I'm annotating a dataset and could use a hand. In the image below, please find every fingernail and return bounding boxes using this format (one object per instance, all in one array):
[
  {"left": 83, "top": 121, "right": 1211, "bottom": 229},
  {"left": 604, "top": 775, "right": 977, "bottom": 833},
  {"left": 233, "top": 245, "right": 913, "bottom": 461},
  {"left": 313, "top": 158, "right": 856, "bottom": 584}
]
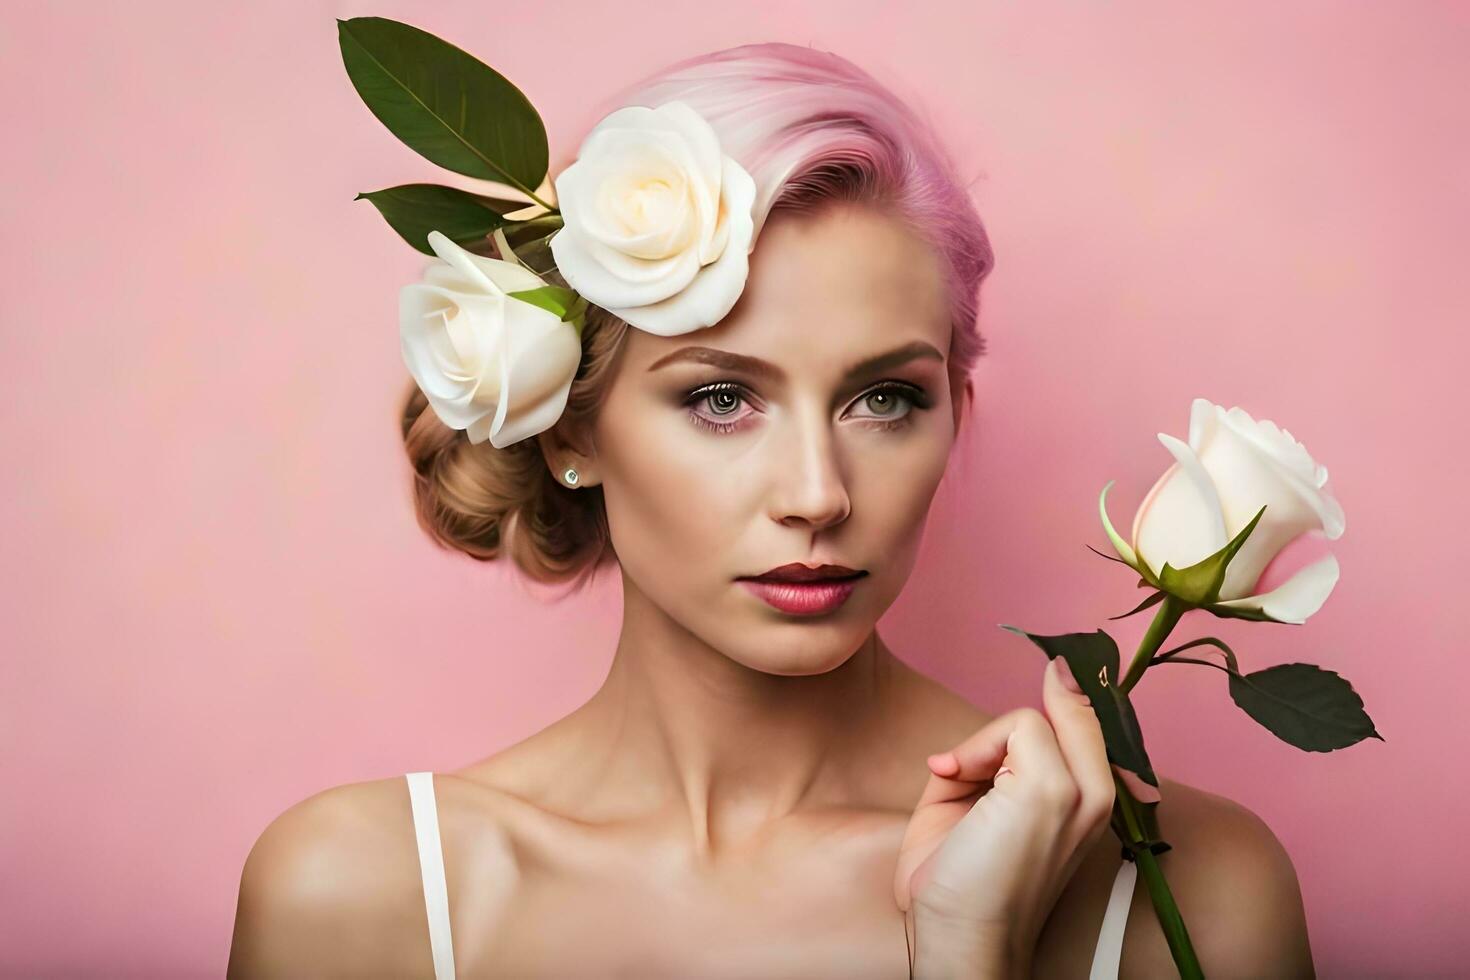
[
  {"left": 1052, "top": 658, "right": 1085, "bottom": 695},
  {"left": 1115, "top": 764, "right": 1163, "bottom": 804},
  {"left": 927, "top": 752, "right": 955, "bottom": 773}
]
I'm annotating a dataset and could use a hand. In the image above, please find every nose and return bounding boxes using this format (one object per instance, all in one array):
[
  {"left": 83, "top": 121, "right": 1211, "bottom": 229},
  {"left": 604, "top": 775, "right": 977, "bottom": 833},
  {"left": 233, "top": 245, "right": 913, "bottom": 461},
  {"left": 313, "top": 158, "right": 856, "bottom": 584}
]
[{"left": 768, "top": 411, "right": 851, "bottom": 531}]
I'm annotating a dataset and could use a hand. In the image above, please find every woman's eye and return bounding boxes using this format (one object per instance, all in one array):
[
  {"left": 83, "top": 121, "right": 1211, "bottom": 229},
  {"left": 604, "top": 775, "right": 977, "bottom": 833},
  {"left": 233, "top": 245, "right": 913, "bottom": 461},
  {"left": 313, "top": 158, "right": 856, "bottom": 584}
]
[
  {"left": 849, "top": 386, "right": 918, "bottom": 425},
  {"left": 682, "top": 381, "right": 930, "bottom": 435},
  {"left": 684, "top": 382, "right": 756, "bottom": 434},
  {"left": 706, "top": 389, "right": 744, "bottom": 416}
]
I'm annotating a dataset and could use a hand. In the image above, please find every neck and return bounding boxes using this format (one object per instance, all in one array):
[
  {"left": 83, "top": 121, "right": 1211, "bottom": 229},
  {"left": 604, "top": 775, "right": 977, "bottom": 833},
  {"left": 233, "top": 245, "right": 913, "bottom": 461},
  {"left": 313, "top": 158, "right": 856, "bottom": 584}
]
[{"left": 576, "top": 568, "right": 908, "bottom": 868}]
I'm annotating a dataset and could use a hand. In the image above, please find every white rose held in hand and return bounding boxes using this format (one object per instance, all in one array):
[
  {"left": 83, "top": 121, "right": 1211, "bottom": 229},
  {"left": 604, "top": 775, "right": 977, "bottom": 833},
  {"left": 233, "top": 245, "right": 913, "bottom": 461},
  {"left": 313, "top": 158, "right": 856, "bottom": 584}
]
[
  {"left": 1106, "top": 397, "right": 1347, "bottom": 624},
  {"left": 549, "top": 99, "right": 758, "bottom": 336},
  {"left": 400, "top": 230, "right": 583, "bottom": 449}
]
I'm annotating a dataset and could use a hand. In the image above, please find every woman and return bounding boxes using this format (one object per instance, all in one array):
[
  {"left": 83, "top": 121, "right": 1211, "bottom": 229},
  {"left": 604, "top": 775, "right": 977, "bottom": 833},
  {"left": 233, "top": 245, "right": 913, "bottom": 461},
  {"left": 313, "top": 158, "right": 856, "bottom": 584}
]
[{"left": 228, "top": 40, "right": 1313, "bottom": 978}]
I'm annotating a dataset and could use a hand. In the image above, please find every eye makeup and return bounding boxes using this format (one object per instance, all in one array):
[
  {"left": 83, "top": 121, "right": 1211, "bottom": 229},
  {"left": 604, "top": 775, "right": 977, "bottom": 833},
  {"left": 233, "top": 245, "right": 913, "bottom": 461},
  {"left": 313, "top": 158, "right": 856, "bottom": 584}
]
[{"left": 680, "top": 379, "right": 934, "bottom": 435}]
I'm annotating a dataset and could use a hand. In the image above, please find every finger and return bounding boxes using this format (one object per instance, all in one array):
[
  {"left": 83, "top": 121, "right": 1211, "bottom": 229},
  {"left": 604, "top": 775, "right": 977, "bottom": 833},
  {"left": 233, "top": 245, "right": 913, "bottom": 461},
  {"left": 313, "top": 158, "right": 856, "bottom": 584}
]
[
  {"left": 914, "top": 707, "right": 1037, "bottom": 809},
  {"left": 1113, "top": 762, "right": 1163, "bottom": 804},
  {"left": 1042, "top": 657, "right": 1115, "bottom": 825},
  {"left": 928, "top": 755, "right": 1020, "bottom": 802},
  {"left": 936, "top": 755, "right": 1018, "bottom": 788},
  {"left": 951, "top": 706, "right": 1070, "bottom": 795}
]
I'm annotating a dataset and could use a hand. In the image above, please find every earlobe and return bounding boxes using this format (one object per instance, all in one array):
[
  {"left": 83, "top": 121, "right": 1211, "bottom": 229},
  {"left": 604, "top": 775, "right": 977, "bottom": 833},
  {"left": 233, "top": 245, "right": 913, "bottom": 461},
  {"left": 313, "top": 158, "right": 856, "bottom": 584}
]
[
  {"left": 536, "top": 427, "right": 600, "bottom": 489},
  {"left": 552, "top": 458, "right": 599, "bottom": 489}
]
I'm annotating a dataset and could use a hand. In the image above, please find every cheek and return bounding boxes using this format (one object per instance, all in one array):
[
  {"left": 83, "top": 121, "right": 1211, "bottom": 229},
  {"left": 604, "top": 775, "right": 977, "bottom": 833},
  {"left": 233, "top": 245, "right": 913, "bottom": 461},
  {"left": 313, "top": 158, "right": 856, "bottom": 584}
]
[
  {"left": 850, "top": 428, "right": 952, "bottom": 566},
  {"left": 597, "top": 410, "right": 744, "bottom": 587}
]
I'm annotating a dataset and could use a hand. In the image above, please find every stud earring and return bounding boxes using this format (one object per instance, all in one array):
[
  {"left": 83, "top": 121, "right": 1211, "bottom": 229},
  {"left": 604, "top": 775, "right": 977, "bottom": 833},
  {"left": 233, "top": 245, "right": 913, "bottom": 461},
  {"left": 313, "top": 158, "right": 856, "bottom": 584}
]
[{"left": 562, "top": 467, "right": 580, "bottom": 487}]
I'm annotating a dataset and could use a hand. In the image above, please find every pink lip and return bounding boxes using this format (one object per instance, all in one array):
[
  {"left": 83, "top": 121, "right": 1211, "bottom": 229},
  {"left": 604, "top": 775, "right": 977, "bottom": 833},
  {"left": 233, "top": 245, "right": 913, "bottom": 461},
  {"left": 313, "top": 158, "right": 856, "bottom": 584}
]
[{"left": 738, "top": 577, "right": 859, "bottom": 615}]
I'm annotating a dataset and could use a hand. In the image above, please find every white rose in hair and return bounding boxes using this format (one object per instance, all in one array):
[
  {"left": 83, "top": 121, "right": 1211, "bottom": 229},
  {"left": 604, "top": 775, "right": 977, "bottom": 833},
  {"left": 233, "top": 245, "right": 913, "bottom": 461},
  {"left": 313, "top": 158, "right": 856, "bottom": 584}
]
[
  {"left": 1125, "top": 397, "right": 1347, "bottom": 624},
  {"left": 549, "top": 99, "right": 758, "bottom": 336},
  {"left": 400, "top": 231, "right": 583, "bottom": 449}
]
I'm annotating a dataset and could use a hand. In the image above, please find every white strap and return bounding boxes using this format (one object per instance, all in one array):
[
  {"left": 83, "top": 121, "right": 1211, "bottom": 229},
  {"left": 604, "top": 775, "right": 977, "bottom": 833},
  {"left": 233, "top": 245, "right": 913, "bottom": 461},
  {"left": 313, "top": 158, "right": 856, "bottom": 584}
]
[
  {"left": 1088, "top": 857, "right": 1138, "bottom": 980},
  {"left": 406, "top": 772, "right": 457, "bottom": 980}
]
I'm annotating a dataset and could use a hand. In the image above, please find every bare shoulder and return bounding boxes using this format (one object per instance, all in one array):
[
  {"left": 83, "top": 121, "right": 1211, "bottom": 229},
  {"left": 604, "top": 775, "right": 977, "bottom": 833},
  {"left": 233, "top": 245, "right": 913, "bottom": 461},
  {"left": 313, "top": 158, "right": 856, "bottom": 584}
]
[
  {"left": 226, "top": 775, "right": 443, "bottom": 978},
  {"left": 1121, "top": 776, "right": 1315, "bottom": 979}
]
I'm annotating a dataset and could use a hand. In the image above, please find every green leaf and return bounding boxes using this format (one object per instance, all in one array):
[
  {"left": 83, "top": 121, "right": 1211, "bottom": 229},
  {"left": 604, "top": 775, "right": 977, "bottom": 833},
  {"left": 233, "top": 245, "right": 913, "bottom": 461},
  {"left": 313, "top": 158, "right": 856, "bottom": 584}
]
[
  {"left": 999, "top": 625, "right": 1158, "bottom": 786},
  {"left": 1156, "top": 503, "right": 1267, "bottom": 605},
  {"left": 337, "top": 17, "right": 549, "bottom": 194},
  {"left": 1228, "top": 663, "right": 1384, "bottom": 751},
  {"left": 354, "top": 183, "right": 527, "bottom": 255},
  {"left": 1151, "top": 641, "right": 1383, "bottom": 752}
]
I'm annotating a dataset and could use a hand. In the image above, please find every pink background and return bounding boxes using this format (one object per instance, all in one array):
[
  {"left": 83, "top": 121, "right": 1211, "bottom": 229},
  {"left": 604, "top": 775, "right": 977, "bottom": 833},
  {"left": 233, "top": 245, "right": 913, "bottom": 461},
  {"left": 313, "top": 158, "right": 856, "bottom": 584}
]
[{"left": 3, "top": 2, "right": 1464, "bottom": 976}]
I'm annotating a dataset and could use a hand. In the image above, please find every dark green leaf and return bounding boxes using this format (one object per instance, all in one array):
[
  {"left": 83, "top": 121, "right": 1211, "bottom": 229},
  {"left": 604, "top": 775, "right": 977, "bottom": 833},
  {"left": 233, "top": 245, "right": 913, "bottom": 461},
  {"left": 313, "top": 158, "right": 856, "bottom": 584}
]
[
  {"left": 1228, "top": 662, "right": 1384, "bottom": 751},
  {"left": 999, "top": 625, "right": 1158, "bottom": 786},
  {"left": 354, "top": 183, "right": 527, "bottom": 255},
  {"left": 337, "top": 17, "right": 549, "bottom": 193},
  {"left": 1153, "top": 641, "right": 1383, "bottom": 752}
]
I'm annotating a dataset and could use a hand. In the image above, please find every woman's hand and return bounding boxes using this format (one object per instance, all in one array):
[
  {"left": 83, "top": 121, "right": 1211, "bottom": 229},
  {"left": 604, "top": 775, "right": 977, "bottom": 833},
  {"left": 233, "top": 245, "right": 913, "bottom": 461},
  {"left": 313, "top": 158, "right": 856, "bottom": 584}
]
[{"left": 893, "top": 657, "right": 1120, "bottom": 977}]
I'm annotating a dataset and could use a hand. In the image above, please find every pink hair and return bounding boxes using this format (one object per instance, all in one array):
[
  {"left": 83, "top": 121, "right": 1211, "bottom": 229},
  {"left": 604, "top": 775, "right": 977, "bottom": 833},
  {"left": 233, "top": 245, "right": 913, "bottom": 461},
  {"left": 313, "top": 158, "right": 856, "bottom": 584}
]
[{"left": 555, "top": 41, "right": 995, "bottom": 378}]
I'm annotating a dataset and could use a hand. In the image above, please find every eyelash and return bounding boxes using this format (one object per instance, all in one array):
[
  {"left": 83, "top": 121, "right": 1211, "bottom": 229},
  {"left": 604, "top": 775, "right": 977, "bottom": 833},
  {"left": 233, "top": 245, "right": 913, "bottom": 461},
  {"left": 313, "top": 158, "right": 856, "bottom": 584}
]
[{"left": 682, "top": 380, "right": 932, "bottom": 435}]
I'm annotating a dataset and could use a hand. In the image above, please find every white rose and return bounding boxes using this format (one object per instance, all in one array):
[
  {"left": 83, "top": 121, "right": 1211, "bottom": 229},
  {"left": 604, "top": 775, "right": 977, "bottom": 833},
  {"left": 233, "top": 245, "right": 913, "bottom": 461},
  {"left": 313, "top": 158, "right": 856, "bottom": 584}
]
[
  {"left": 400, "top": 230, "right": 583, "bottom": 449},
  {"left": 1116, "top": 398, "right": 1346, "bottom": 624},
  {"left": 548, "top": 99, "right": 758, "bottom": 336}
]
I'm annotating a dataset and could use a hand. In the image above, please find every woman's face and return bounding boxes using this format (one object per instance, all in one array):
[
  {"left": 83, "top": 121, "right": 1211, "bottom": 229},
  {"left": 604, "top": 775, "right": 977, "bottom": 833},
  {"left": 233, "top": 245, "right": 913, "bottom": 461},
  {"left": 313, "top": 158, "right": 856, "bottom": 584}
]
[{"left": 587, "top": 200, "right": 966, "bottom": 674}]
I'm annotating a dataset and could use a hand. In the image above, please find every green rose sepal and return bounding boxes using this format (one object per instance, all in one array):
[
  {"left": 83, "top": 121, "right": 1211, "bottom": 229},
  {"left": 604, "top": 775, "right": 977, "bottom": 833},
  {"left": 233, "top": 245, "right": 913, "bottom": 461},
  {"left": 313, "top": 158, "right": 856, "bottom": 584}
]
[{"left": 1097, "top": 481, "right": 1293, "bottom": 624}]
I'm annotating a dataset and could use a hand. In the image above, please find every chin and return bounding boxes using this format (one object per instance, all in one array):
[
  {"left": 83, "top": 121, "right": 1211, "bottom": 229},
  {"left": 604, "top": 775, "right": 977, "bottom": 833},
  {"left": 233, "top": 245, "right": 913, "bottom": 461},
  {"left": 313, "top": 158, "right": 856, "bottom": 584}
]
[{"left": 726, "top": 619, "right": 874, "bottom": 676}]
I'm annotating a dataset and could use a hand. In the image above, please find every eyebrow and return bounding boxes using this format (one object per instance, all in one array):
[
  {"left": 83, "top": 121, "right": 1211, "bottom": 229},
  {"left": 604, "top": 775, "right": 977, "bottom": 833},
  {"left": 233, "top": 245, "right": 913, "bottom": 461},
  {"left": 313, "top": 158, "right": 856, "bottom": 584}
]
[{"left": 647, "top": 339, "right": 945, "bottom": 383}]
